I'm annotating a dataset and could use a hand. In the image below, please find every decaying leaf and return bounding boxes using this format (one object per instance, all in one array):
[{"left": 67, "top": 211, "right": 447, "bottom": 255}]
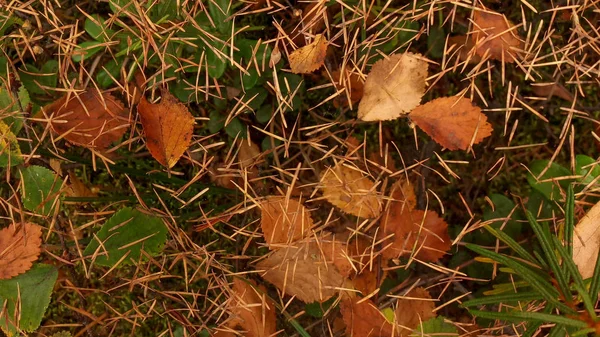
[
  {"left": 573, "top": 201, "right": 600, "bottom": 279},
  {"left": 358, "top": 53, "right": 428, "bottom": 121},
  {"left": 238, "top": 138, "right": 261, "bottom": 180},
  {"left": 471, "top": 9, "right": 523, "bottom": 62},
  {"left": 381, "top": 183, "right": 450, "bottom": 262},
  {"left": 46, "top": 90, "right": 129, "bottom": 149},
  {"left": 320, "top": 163, "right": 381, "bottom": 218},
  {"left": 256, "top": 237, "right": 353, "bottom": 303},
  {"left": 340, "top": 298, "right": 394, "bottom": 337},
  {"left": 138, "top": 91, "right": 195, "bottom": 168},
  {"left": 0, "top": 223, "right": 42, "bottom": 280},
  {"left": 214, "top": 277, "right": 277, "bottom": 337},
  {"left": 260, "top": 196, "right": 314, "bottom": 249},
  {"left": 288, "top": 34, "right": 328, "bottom": 74},
  {"left": 394, "top": 287, "right": 436, "bottom": 334},
  {"left": 332, "top": 69, "right": 364, "bottom": 109},
  {"left": 409, "top": 96, "right": 493, "bottom": 151},
  {"left": 65, "top": 171, "right": 97, "bottom": 200},
  {"left": 531, "top": 83, "right": 574, "bottom": 102},
  {"left": 447, "top": 35, "right": 481, "bottom": 64}
]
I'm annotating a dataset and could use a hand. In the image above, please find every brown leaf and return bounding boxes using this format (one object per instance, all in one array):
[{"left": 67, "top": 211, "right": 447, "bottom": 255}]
[
  {"left": 260, "top": 196, "right": 314, "bottom": 249},
  {"left": 447, "top": 35, "right": 481, "bottom": 64},
  {"left": 320, "top": 163, "right": 381, "bottom": 218},
  {"left": 409, "top": 96, "right": 493, "bottom": 151},
  {"left": 256, "top": 237, "right": 353, "bottom": 303},
  {"left": 573, "top": 201, "right": 600, "bottom": 279},
  {"left": 532, "top": 83, "right": 574, "bottom": 102},
  {"left": 216, "top": 277, "right": 277, "bottom": 337},
  {"left": 340, "top": 298, "right": 394, "bottom": 337},
  {"left": 381, "top": 207, "right": 451, "bottom": 262},
  {"left": 238, "top": 138, "right": 261, "bottom": 180},
  {"left": 65, "top": 171, "right": 97, "bottom": 200},
  {"left": 46, "top": 90, "right": 129, "bottom": 149},
  {"left": 288, "top": 34, "right": 328, "bottom": 74},
  {"left": 471, "top": 9, "right": 523, "bottom": 62},
  {"left": 394, "top": 287, "right": 436, "bottom": 334},
  {"left": 137, "top": 92, "right": 195, "bottom": 168},
  {"left": 332, "top": 69, "right": 364, "bottom": 109},
  {"left": 0, "top": 223, "right": 42, "bottom": 279},
  {"left": 358, "top": 53, "right": 428, "bottom": 121}
]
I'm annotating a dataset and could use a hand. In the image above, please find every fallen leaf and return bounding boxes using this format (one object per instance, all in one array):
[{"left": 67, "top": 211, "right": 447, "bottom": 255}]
[
  {"left": 447, "top": 35, "right": 481, "bottom": 64},
  {"left": 320, "top": 163, "right": 381, "bottom": 218},
  {"left": 288, "top": 34, "right": 328, "bottom": 74},
  {"left": 238, "top": 138, "right": 261, "bottom": 180},
  {"left": 531, "top": 83, "right": 574, "bottom": 102},
  {"left": 381, "top": 208, "right": 451, "bottom": 262},
  {"left": 340, "top": 298, "right": 394, "bottom": 337},
  {"left": 65, "top": 171, "right": 97, "bottom": 200},
  {"left": 332, "top": 69, "right": 364, "bottom": 109},
  {"left": 301, "top": 2, "right": 327, "bottom": 33},
  {"left": 138, "top": 91, "right": 195, "bottom": 168},
  {"left": 409, "top": 96, "right": 493, "bottom": 151},
  {"left": 471, "top": 9, "right": 523, "bottom": 62},
  {"left": 46, "top": 90, "right": 129, "bottom": 149},
  {"left": 394, "top": 287, "right": 436, "bottom": 334},
  {"left": 573, "top": 201, "right": 600, "bottom": 279},
  {"left": 260, "top": 196, "right": 314, "bottom": 249},
  {"left": 256, "top": 237, "right": 353, "bottom": 303},
  {"left": 269, "top": 45, "right": 281, "bottom": 68},
  {"left": 0, "top": 223, "right": 42, "bottom": 280},
  {"left": 215, "top": 277, "right": 277, "bottom": 337},
  {"left": 358, "top": 53, "right": 428, "bottom": 121}
]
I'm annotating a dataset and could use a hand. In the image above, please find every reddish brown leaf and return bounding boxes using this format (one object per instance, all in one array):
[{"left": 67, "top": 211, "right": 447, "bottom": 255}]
[
  {"left": 394, "top": 287, "right": 436, "bottom": 334},
  {"left": 256, "top": 237, "right": 353, "bottom": 303},
  {"left": 320, "top": 163, "right": 381, "bottom": 218},
  {"left": 532, "top": 83, "right": 574, "bottom": 102},
  {"left": 447, "top": 35, "right": 481, "bottom": 64},
  {"left": 46, "top": 90, "right": 129, "bottom": 149},
  {"left": 137, "top": 91, "right": 195, "bottom": 168},
  {"left": 214, "top": 277, "right": 277, "bottom": 337},
  {"left": 0, "top": 223, "right": 42, "bottom": 279},
  {"left": 409, "top": 96, "right": 493, "bottom": 151},
  {"left": 260, "top": 196, "right": 314, "bottom": 249},
  {"left": 288, "top": 34, "right": 328, "bottom": 74},
  {"left": 340, "top": 298, "right": 394, "bottom": 337},
  {"left": 332, "top": 69, "right": 364, "bottom": 109},
  {"left": 471, "top": 9, "right": 523, "bottom": 62}
]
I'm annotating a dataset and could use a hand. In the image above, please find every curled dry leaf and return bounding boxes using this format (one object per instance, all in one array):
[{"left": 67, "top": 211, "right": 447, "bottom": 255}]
[
  {"left": 214, "top": 277, "right": 277, "bottom": 337},
  {"left": 394, "top": 287, "right": 436, "bottom": 334},
  {"left": 573, "top": 201, "right": 600, "bottom": 279},
  {"left": 238, "top": 138, "right": 261, "bottom": 180},
  {"left": 46, "top": 90, "right": 129, "bottom": 149},
  {"left": 471, "top": 9, "right": 523, "bottom": 62},
  {"left": 138, "top": 91, "right": 195, "bottom": 168},
  {"left": 255, "top": 237, "right": 353, "bottom": 303},
  {"left": 340, "top": 298, "right": 393, "bottom": 337},
  {"left": 409, "top": 96, "right": 493, "bottom": 151},
  {"left": 358, "top": 53, "right": 428, "bottom": 121},
  {"left": 288, "top": 34, "right": 328, "bottom": 74},
  {"left": 0, "top": 223, "right": 42, "bottom": 279},
  {"left": 260, "top": 196, "right": 314, "bottom": 249},
  {"left": 320, "top": 163, "right": 381, "bottom": 218},
  {"left": 531, "top": 83, "right": 574, "bottom": 102},
  {"left": 381, "top": 182, "right": 450, "bottom": 262}
]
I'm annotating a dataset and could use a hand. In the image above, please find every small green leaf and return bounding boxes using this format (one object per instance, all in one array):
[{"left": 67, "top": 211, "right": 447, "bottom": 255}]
[
  {"left": 243, "top": 87, "right": 268, "bottom": 112},
  {"left": 0, "top": 85, "right": 29, "bottom": 134},
  {"left": 85, "top": 15, "right": 114, "bottom": 42},
  {"left": 0, "top": 264, "right": 58, "bottom": 336},
  {"left": 83, "top": 207, "right": 168, "bottom": 267},
  {"left": 527, "top": 160, "right": 571, "bottom": 201},
  {"left": 96, "top": 58, "right": 121, "bottom": 88},
  {"left": 575, "top": 155, "right": 600, "bottom": 185},
  {"left": 305, "top": 297, "right": 336, "bottom": 318},
  {"left": 225, "top": 117, "right": 246, "bottom": 138},
  {"left": 0, "top": 121, "right": 23, "bottom": 168},
  {"left": 18, "top": 61, "right": 58, "bottom": 97},
  {"left": 208, "top": 110, "right": 225, "bottom": 133},
  {"left": 256, "top": 105, "right": 272, "bottom": 124},
  {"left": 481, "top": 194, "right": 523, "bottom": 244},
  {"left": 208, "top": 0, "right": 231, "bottom": 34},
  {"left": 20, "top": 165, "right": 62, "bottom": 216},
  {"left": 412, "top": 317, "right": 458, "bottom": 336},
  {"left": 427, "top": 25, "right": 445, "bottom": 59},
  {"left": 72, "top": 41, "right": 104, "bottom": 62},
  {"left": 206, "top": 47, "right": 227, "bottom": 79}
]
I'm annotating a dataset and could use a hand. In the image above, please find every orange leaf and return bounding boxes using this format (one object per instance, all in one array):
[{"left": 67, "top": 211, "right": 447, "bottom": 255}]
[
  {"left": 0, "top": 223, "right": 42, "bottom": 279},
  {"left": 409, "top": 96, "right": 492, "bottom": 151},
  {"left": 288, "top": 34, "right": 328, "bottom": 74},
  {"left": 320, "top": 163, "right": 381, "bottom": 218},
  {"left": 381, "top": 207, "right": 451, "bottom": 262},
  {"left": 260, "top": 196, "right": 314, "bottom": 249},
  {"left": 340, "top": 298, "right": 394, "bottom": 337},
  {"left": 46, "top": 90, "right": 129, "bottom": 149},
  {"left": 215, "top": 277, "right": 277, "bottom": 337},
  {"left": 447, "top": 35, "right": 481, "bottom": 64},
  {"left": 332, "top": 69, "right": 364, "bottom": 109},
  {"left": 471, "top": 9, "right": 523, "bottom": 62},
  {"left": 358, "top": 53, "right": 428, "bottom": 121},
  {"left": 256, "top": 237, "right": 353, "bottom": 303},
  {"left": 394, "top": 287, "right": 436, "bottom": 334},
  {"left": 137, "top": 92, "right": 195, "bottom": 168}
]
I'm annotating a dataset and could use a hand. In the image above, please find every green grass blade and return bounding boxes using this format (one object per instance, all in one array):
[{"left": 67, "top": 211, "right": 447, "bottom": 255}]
[
  {"left": 552, "top": 236, "right": 596, "bottom": 319},
  {"left": 589, "top": 249, "right": 600, "bottom": 304},
  {"left": 467, "top": 310, "right": 588, "bottom": 328},
  {"left": 571, "top": 328, "right": 597, "bottom": 336},
  {"left": 547, "top": 324, "right": 566, "bottom": 337},
  {"left": 462, "top": 292, "right": 543, "bottom": 307},
  {"left": 484, "top": 225, "right": 540, "bottom": 265},
  {"left": 564, "top": 185, "right": 575, "bottom": 258},
  {"left": 465, "top": 244, "right": 573, "bottom": 313},
  {"left": 526, "top": 210, "right": 571, "bottom": 299}
]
